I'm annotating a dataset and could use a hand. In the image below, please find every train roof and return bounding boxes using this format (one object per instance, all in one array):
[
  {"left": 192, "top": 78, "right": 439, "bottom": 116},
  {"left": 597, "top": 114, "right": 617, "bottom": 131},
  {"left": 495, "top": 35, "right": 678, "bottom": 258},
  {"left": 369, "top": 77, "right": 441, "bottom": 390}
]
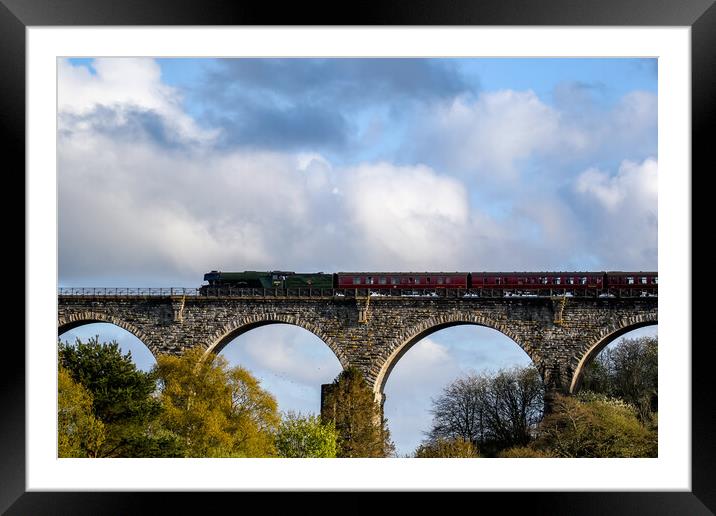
[
  {"left": 470, "top": 271, "right": 601, "bottom": 275},
  {"left": 208, "top": 270, "right": 656, "bottom": 275},
  {"left": 337, "top": 271, "right": 467, "bottom": 275},
  {"left": 604, "top": 271, "right": 658, "bottom": 274},
  {"left": 470, "top": 271, "right": 657, "bottom": 275},
  {"left": 207, "top": 270, "right": 329, "bottom": 275}
]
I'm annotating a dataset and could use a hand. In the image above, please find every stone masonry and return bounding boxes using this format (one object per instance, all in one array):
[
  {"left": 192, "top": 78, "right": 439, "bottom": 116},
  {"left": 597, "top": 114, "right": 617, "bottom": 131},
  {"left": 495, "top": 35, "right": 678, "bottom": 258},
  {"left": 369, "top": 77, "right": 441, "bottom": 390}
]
[{"left": 58, "top": 294, "right": 657, "bottom": 407}]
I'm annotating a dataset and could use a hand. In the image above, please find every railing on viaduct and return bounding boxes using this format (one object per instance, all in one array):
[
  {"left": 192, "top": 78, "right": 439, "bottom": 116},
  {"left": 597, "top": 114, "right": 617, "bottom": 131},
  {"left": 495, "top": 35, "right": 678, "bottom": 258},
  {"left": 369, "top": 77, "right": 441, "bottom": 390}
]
[{"left": 57, "top": 287, "right": 658, "bottom": 299}]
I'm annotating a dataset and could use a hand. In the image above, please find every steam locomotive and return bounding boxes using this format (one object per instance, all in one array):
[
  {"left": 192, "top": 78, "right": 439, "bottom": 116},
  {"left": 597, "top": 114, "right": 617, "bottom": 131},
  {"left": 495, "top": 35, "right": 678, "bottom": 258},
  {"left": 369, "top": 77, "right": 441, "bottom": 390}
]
[{"left": 200, "top": 270, "right": 657, "bottom": 297}]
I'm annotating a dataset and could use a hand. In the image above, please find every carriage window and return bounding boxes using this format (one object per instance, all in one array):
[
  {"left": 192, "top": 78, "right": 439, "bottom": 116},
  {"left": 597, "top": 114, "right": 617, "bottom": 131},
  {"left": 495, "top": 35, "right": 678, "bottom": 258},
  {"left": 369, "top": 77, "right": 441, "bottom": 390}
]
[
  {"left": 409, "top": 277, "right": 414, "bottom": 284},
  {"left": 426, "top": 277, "right": 431, "bottom": 284},
  {"left": 627, "top": 277, "right": 634, "bottom": 285},
  {"left": 379, "top": 277, "right": 387, "bottom": 285},
  {"left": 353, "top": 277, "right": 361, "bottom": 285},
  {"left": 567, "top": 277, "right": 574, "bottom": 285},
  {"left": 541, "top": 277, "right": 549, "bottom": 285},
  {"left": 640, "top": 277, "right": 647, "bottom": 284},
  {"left": 580, "top": 277, "right": 587, "bottom": 285},
  {"left": 437, "top": 277, "right": 444, "bottom": 285},
  {"left": 446, "top": 277, "right": 452, "bottom": 284},
  {"left": 367, "top": 276, "right": 374, "bottom": 285},
  {"left": 653, "top": 277, "right": 658, "bottom": 284},
  {"left": 391, "top": 277, "right": 399, "bottom": 285},
  {"left": 555, "top": 277, "right": 561, "bottom": 285}
]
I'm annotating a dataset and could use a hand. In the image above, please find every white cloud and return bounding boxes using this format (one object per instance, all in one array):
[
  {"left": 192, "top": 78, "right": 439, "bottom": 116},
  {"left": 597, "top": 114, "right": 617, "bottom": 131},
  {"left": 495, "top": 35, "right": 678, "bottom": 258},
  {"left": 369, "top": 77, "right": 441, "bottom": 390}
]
[
  {"left": 612, "top": 91, "right": 658, "bottom": 140},
  {"left": 573, "top": 157, "right": 657, "bottom": 267},
  {"left": 411, "top": 88, "right": 657, "bottom": 192},
  {"left": 575, "top": 158, "right": 657, "bottom": 212},
  {"left": 340, "top": 162, "right": 469, "bottom": 269},
  {"left": 58, "top": 58, "right": 217, "bottom": 143},
  {"left": 222, "top": 325, "right": 342, "bottom": 387},
  {"left": 58, "top": 130, "right": 297, "bottom": 282},
  {"left": 414, "top": 90, "right": 567, "bottom": 181}
]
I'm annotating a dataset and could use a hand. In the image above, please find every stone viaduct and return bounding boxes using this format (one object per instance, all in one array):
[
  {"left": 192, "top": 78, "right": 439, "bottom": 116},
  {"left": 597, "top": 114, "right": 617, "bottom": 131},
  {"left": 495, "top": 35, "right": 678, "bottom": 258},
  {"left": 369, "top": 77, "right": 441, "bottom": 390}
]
[{"left": 58, "top": 291, "right": 657, "bottom": 412}]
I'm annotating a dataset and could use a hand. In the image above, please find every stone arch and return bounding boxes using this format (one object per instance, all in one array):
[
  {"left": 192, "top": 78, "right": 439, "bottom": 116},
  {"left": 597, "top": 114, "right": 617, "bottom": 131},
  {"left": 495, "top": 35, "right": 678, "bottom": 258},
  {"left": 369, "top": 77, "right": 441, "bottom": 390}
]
[
  {"left": 373, "top": 312, "right": 537, "bottom": 396},
  {"left": 57, "top": 311, "right": 158, "bottom": 357},
  {"left": 568, "top": 314, "right": 658, "bottom": 394},
  {"left": 203, "top": 314, "right": 349, "bottom": 369}
]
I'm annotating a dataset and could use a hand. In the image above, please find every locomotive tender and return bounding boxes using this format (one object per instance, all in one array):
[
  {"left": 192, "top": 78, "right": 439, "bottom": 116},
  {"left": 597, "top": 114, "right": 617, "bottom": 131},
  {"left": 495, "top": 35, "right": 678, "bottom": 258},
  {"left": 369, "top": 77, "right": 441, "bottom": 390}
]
[{"left": 200, "top": 270, "right": 657, "bottom": 297}]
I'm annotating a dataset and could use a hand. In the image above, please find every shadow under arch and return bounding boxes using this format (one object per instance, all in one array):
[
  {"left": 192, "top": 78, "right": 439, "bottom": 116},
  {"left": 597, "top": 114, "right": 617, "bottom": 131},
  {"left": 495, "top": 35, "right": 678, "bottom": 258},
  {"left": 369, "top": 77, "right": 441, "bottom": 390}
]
[
  {"left": 569, "top": 319, "right": 658, "bottom": 394},
  {"left": 374, "top": 315, "right": 536, "bottom": 396},
  {"left": 203, "top": 315, "right": 348, "bottom": 369},
  {"left": 58, "top": 311, "right": 156, "bottom": 357}
]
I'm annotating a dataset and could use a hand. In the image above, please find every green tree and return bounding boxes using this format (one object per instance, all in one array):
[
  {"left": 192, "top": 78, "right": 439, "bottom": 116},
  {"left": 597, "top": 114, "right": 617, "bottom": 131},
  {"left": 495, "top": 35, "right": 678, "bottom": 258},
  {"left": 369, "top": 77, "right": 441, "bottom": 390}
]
[
  {"left": 154, "top": 348, "right": 280, "bottom": 457},
  {"left": 58, "top": 336, "right": 177, "bottom": 457},
  {"left": 58, "top": 366, "right": 105, "bottom": 457},
  {"left": 582, "top": 336, "right": 658, "bottom": 421},
  {"left": 414, "top": 437, "right": 479, "bottom": 458},
  {"left": 532, "top": 392, "right": 657, "bottom": 458},
  {"left": 275, "top": 412, "right": 339, "bottom": 458},
  {"left": 321, "top": 367, "right": 395, "bottom": 457},
  {"left": 580, "top": 348, "right": 614, "bottom": 395}
]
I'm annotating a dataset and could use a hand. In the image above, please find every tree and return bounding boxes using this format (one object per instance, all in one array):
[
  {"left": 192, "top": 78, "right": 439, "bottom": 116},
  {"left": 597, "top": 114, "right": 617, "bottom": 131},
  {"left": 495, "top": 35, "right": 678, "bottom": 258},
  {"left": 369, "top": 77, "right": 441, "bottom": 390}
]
[
  {"left": 58, "top": 336, "right": 176, "bottom": 457},
  {"left": 427, "top": 374, "right": 489, "bottom": 447},
  {"left": 425, "top": 366, "right": 544, "bottom": 456},
  {"left": 275, "top": 412, "right": 339, "bottom": 458},
  {"left": 532, "top": 392, "right": 657, "bottom": 458},
  {"left": 481, "top": 367, "right": 544, "bottom": 448},
  {"left": 321, "top": 367, "right": 395, "bottom": 457},
  {"left": 58, "top": 366, "right": 105, "bottom": 457},
  {"left": 414, "top": 437, "right": 479, "bottom": 458},
  {"left": 154, "top": 348, "right": 280, "bottom": 457},
  {"left": 582, "top": 336, "right": 658, "bottom": 421}
]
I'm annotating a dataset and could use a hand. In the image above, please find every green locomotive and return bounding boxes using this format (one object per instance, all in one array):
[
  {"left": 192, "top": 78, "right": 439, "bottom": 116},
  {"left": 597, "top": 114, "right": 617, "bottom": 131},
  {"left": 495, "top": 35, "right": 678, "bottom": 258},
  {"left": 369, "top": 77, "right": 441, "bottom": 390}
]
[{"left": 201, "top": 270, "right": 334, "bottom": 293}]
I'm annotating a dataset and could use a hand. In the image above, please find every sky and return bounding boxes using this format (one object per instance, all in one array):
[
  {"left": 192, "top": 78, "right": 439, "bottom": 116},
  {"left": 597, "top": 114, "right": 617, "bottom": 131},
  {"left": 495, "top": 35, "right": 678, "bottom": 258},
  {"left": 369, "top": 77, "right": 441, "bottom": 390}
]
[{"left": 58, "top": 57, "right": 658, "bottom": 456}]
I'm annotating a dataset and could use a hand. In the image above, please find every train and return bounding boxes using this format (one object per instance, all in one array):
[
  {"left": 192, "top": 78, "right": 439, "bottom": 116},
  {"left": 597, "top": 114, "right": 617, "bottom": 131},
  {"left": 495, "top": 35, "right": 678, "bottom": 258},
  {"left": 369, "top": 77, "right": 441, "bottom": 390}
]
[{"left": 200, "top": 270, "right": 658, "bottom": 297}]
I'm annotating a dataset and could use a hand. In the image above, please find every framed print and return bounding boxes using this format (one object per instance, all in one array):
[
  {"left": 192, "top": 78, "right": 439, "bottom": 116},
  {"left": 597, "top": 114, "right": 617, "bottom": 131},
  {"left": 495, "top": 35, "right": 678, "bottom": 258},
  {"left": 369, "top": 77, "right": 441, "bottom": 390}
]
[{"left": 6, "top": 0, "right": 714, "bottom": 512}]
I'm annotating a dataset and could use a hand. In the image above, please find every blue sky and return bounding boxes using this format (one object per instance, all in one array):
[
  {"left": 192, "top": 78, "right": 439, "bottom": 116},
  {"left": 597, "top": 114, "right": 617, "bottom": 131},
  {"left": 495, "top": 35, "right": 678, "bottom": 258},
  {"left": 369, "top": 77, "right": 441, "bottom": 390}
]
[{"left": 58, "top": 58, "right": 658, "bottom": 456}]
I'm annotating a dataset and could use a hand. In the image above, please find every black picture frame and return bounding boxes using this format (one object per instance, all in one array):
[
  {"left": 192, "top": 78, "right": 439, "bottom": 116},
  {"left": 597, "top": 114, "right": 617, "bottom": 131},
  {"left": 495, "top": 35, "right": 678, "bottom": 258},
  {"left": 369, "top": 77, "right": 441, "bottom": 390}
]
[{"left": 4, "top": 0, "right": 712, "bottom": 512}]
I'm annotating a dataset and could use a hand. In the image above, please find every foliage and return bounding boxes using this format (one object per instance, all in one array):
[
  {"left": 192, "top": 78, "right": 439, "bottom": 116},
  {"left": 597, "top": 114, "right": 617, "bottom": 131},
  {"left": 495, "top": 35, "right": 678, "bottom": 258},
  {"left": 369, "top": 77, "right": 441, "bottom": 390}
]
[
  {"left": 154, "top": 347, "right": 279, "bottom": 457},
  {"left": 58, "top": 366, "right": 106, "bottom": 457},
  {"left": 58, "top": 336, "right": 176, "bottom": 457},
  {"left": 59, "top": 336, "right": 160, "bottom": 424},
  {"left": 414, "top": 437, "right": 479, "bottom": 458},
  {"left": 426, "top": 366, "right": 544, "bottom": 456},
  {"left": 532, "top": 393, "right": 657, "bottom": 458},
  {"left": 321, "top": 367, "right": 395, "bottom": 458},
  {"left": 275, "top": 412, "right": 339, "bottom": 458},
  {"left": 497, "top": 446, "right": 554, "bottom": 458},
  {"left": 581, "top": 336, "right": 658, "bottom": 421}
]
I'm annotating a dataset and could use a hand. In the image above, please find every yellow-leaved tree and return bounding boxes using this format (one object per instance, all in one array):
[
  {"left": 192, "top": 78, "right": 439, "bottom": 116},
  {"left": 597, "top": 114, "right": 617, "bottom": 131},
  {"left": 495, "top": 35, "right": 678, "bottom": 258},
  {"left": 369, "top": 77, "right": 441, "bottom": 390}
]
[
  {"left": 58, "top": 366, "right": 106, "bottom": 457},
  {"left": 154, "top": 348, "right": 279, "bottom": 457}
]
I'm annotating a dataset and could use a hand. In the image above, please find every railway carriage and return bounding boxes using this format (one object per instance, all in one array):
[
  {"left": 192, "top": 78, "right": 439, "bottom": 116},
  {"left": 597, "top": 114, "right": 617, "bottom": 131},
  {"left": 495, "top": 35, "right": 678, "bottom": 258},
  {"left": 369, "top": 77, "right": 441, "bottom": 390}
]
[
  {"left": 336, "top": 272, "right": 468, "bottom": 290},
  {"left": 470, "top": 272, "right": 605, "bottom": 296},
  {"left": 605, "top": 271, "right": 658, "bottom": 297}
]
